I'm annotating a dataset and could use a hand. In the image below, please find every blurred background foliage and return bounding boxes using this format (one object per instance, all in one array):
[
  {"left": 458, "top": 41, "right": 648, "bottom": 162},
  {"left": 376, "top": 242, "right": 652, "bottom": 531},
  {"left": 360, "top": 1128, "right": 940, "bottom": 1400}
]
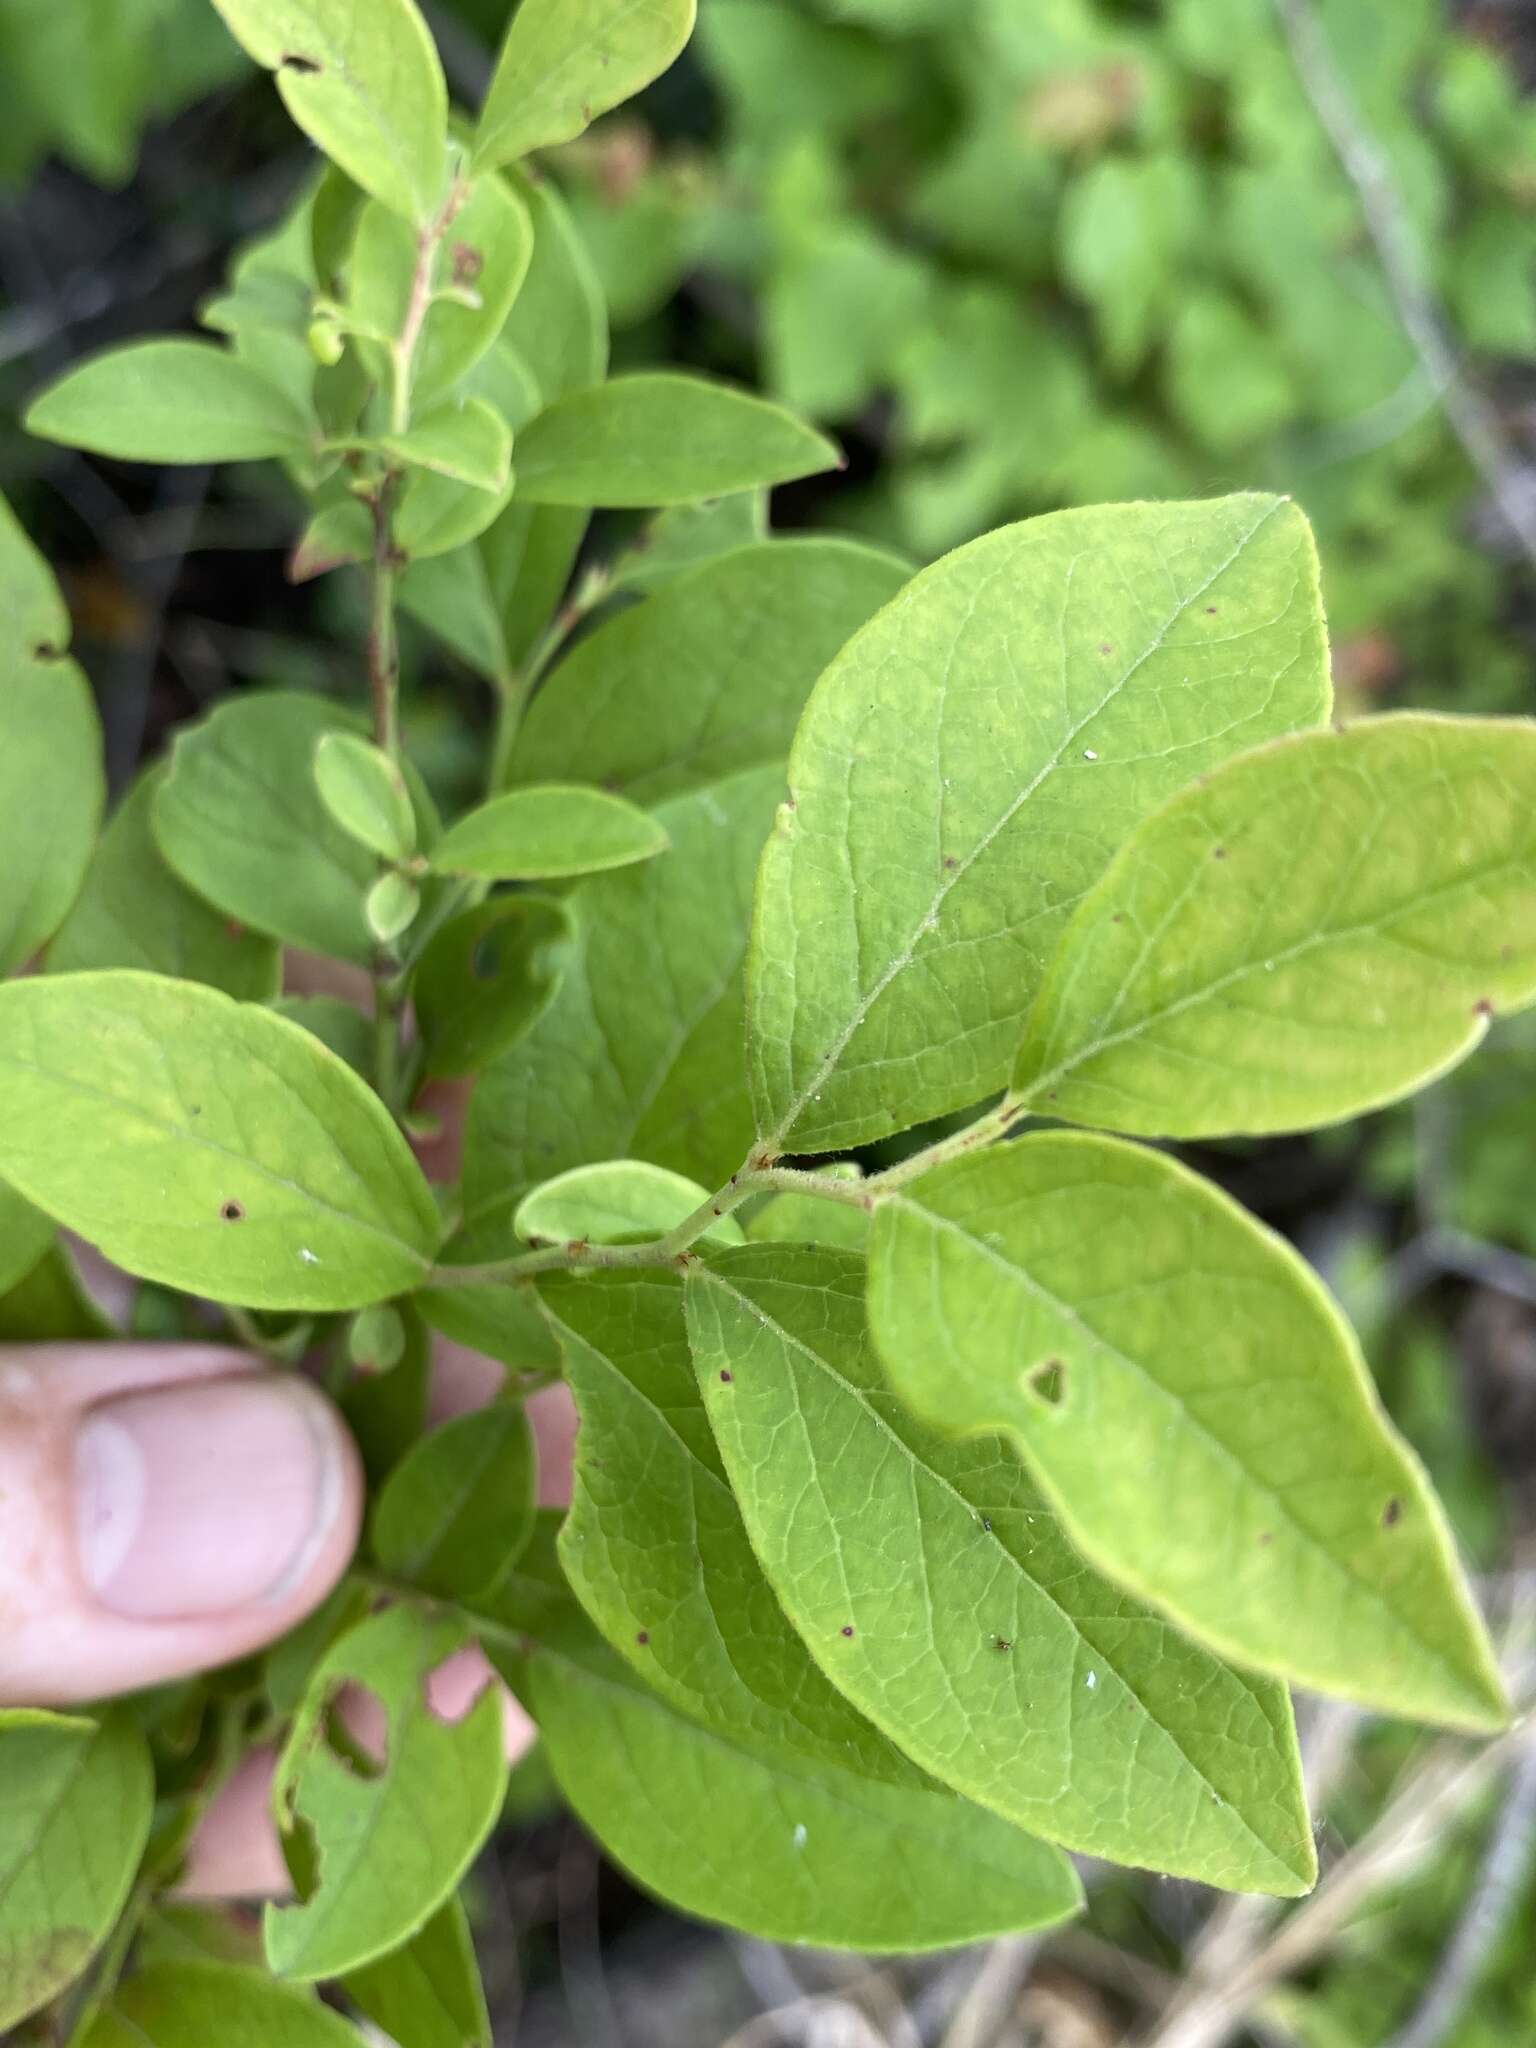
[{"left": 3, "top": 2, "right": 1536, "bottom": 2042}]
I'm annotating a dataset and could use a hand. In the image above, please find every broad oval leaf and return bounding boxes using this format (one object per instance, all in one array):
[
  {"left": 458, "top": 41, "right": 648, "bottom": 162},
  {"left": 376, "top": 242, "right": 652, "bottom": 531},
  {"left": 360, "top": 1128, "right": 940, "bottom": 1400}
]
[
  {"left": 26, "top": 340, "right": 313, "bottom": 463},
  {"left": 867, "top": 1135, "right": 1506, "bottom": 1733},
  {"left": 473, "top": 0, "right": 697, "bottom": 171},
  {"left": 372, "top": 1405, "right": 535, "bottom": 1600},
  {"left": 267, "top": 1606, "right": 508, "bottom": 1979},
  {"left": 516, "top": 1161, "right": 743, "bottom": 1247},
  {"left": 432, "top": 784, "right": 667, "bottom": 881},
  {"left": 528, "top": 1632, "right": 1082, "bottom": 1951},
  {"left": 0, "top": 488, "right": 70, "bottom": 651},
  {"left": 78, "top": 1959, "right": 366, "bottom": 2048},
  {"left": 463, "top": 763, "right": 781, "bottom": 1224},
  {"left": 413, "top": 894, "right": 574, "bottom": 1080},
  {"left": 154, "top": 692, "right": 439, "bottom": 964},
  {"left": 395, "top": 465, "right": 515, "bottom": 561},
  {"left": 208, "top": 0, "right": 447, "bottom": 224},
  {"left": 47, "top": 767, "right": 279, "bottom": 998},
  {"left": 1014, "top": 714, "right": 1536, "bottom": 1137},
  {"left": 507, "top": 538, "right": 910, "bottom": 807},
  {"left": 685, "top": 1245, "right": 1314, "bottom": 1895},
  {"left": 514, "top": 373, "right": 840, "bottom": 507},
  {"left": 748, "top": 494, "right": 1330, "bottom": 1155},
  {"left": 0, "top": 1710, "right": 152, "bottom": 2031},
  {"left": 0, "top": 972, "right": 439, "bottom": 1310}
]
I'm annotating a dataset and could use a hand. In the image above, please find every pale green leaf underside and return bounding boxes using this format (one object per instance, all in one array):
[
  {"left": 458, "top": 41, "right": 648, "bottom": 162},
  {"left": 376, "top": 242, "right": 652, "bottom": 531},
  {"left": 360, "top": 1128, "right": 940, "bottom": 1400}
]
[
  {"left": 0, "top": 972, "right": 439, "bottom": 1311},
  {"left": 431, "top": 783, "right": 668, "bottom": 881},
  {"left": 80, "top": 1959, "right": 367, "bottom": 2047},
  {"left": 530, "top": 1633, "right": 1081, "bottom": 1951},
  {"left": 748, "top": 493, "right": 1330, "bottom": 1154},
  {"left": 1015, "top": 714, "right": 1536, "bottom": 1136},
  {"left": 506, "top": 538, "right": 909, "bottom": 807},
  {"left": 686, "top": 1246, "right": 1314, "bottom": 1894},
  {"left": 516, "top": 1161, "right": 743, "bottom": 1247},
  {"left": 462, "top": 763, "right": 780, "bottom": 1224},
  {"left": 868, "top": 1135, "right": 1505, "bottom": 1732},
  {"left": 473, "top": 0, "right": 697, "bottom": 170},
  {"left": 267, "top": 1608, "right": 507, "bottom": 1979},
  {"left": 26, "top": 340, "right": 313, "bottom": 463},
  {"left": 47, "top": 767, "right": 279, "bottom": 999},
  {"left": 208, "top": 0, "right": 447, "bottom": 223},
  {"left": 0, "top": 1710, "right": 152, "bottom": 2030},
  {"left": 513, "top": 373, "right": 840, "bottom": 507}
]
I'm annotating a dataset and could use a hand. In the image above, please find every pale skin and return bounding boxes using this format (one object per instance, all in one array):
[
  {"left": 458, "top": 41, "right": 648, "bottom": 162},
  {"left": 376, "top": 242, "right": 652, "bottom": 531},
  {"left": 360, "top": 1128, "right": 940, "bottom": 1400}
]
[{"left": 0, "top": 970, "right": 577, "bottom": 1899}]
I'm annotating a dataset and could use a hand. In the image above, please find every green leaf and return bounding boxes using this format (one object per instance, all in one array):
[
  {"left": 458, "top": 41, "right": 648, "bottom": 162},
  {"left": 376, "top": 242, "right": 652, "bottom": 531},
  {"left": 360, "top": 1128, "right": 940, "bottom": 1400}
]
[
  {"left": 534, "top": 1270, "right": 1082, "bottom": 1946},
  {"left": 346, "top": 176, "right": 533, "bottom": 409},
  {"left": 507, "top": 538, "right": 908, "bottom": 806},
  {"left": 372, "top": 1405, "right": 535, "bottom": 1600},
  {"left": 516, "top": 1161, "right": 743, "bottom": 1247},
  {"left": 289, "top": 500, "right": 372, "bottom": 584},
  {"left": 609, "top": 491, "right": 767, "bottom": 595},
  {"left": 501, "top": 170, "right": 607, "bottom": 400},
  {"left": 398, "top": 545, "right": 511, "bottom": 686},
  {"left": 0, "top": 487, "right": 70, "bottom": 652},
  {"left": 415, "top": 1233, "right": 562, "bottom": 1378},
  {"left": 1014, "top": 715, "right": 1536, "bottom": 1138},
  {"left": 473, "top": 0, "right": 696, "bottom": 171},
  {"left": 514, "top": 373, "right": 840, "bottom": 507},
  {"left": 350, "top": 1302, "right": 406, "bottom": 1372},
  {"left": 747, "top": 495, "right": 1331, "bottom": 1155},
  {"left": 77, "top": 1960, "right": 366, "bottom": 2047},
  {"left": 47, "top": 768, "right": 279, "bottom": 998},
  {"left": 0, "top": 496, "right": 104, "bottom": 978},
  {"left": 207, "top": 0, "right": 447, "bottom": 223},
  {"left": 529, "top": 1628, "right": 1081, "bottom": 1950},
  {"left": 463, "top": 764, "right": 780, "bottom": 1222},
  {"left": 340, "top": 1303, "right": 433, "bottom": 1484},
  {"left": 431, "top": 785, "right": 668, "bottom": 881},
  {"left": 413, "top": 894, "right": 573, "bottom": 1080},
  {"left": 365, "top": 871, "right": 420, "bottom": 946},
  {"left": 342, "top": 1895, "right": 489, "bottom": 2048},
  {"left": 26, "top": 340, "right": 312, "bottom": 463},
  {"left": 867, "top": 1136, "right": 1507, "bottom": 1733},
  {"left": 685, "top": 1245, "right": 1315, "bottom": 1894},
  {"left": 270, "top": 995, "right": 375, "bottom": 1079},
  {"left": 0, "top": 1178, "right": 55, "bottom": 1296},
  {"left": 382, "top": 398, "right": 512, "bottom": 492},
  {"left": 154, "top": 692, "right": 438, "bottom": 964},
  {"left": 314, "top": 733, "right": 417, "bottom": 863},
  {"left": 266, "top": 1607, "right": 508, "bottom": 1980},
  {"left": 0, "top": 1709, "right": 152, "bottom": 2030},
  {"left": 395, "top": 466, "right": 515, "bottom": 561},
  {"left": 0, "top": 971, "right": 439, "bottom": 1310},
  {"left": 0, "top": 1240, "right": 115, "bottom": 1342}
]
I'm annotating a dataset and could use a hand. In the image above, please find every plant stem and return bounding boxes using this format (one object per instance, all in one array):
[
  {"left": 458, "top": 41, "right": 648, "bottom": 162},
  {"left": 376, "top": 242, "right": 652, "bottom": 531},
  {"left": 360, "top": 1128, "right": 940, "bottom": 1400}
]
[
  {"left": 372, "top": 963, "right": 409, "bottom": 1117},
  {"left": 366, "top": 477, "right": 402, "bottom": 760},
  {"left": 429, "top": 1119, "right": 1015, "bottom": 1293}
]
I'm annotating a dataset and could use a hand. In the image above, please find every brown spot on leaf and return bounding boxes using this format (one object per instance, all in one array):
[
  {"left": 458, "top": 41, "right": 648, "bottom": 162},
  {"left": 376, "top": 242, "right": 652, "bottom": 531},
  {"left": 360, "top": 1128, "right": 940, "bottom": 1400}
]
[
  {"left": 719, "top": 1370, "right": 733, "bottom": 1383},
  {"left": 841, "top": 1625, "right": 855, "bottom": 1638},
  {"left": 1473, "top": 998, "right": 1494, "bottom": 1020},
  {"left": 220, "top": 1200, "right": 244, "bottom": 1222},
  {"left": 635, "top": 1630, "right": 650, "bottom": 1645},
  {"left": 1026, "top": 1358, "right": 1066, "bottom": 1408},
  {"left": 280, "top": 50, "right": 322, "bottom": 72},
  {"left": 1382, "top": 1497, "right": 1402, "bottom": 1528}
]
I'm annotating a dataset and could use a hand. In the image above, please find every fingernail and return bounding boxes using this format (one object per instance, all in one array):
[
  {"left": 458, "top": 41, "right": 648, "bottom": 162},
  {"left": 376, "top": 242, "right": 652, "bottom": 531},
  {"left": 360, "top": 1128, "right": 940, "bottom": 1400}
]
[{"left": 75, "top": 1374, "right": 347, "bottom": 1620}]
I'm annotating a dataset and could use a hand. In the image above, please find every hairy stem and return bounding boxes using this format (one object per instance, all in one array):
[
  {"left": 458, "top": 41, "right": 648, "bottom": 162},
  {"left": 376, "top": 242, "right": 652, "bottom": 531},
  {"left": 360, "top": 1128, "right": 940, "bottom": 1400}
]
[{"left": 429, "top": 1117, "right": 1014, "bottom": 1293}]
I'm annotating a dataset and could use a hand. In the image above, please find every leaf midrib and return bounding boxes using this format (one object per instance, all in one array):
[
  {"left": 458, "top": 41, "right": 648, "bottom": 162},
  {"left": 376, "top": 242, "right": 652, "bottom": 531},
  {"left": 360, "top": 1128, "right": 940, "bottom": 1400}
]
[
  {"left": 766, "top": 498, "right": 1284, "bottom": 1143},
  {"left": 693, "top": 1264, "right": 1306, "bottom": 1884}
]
